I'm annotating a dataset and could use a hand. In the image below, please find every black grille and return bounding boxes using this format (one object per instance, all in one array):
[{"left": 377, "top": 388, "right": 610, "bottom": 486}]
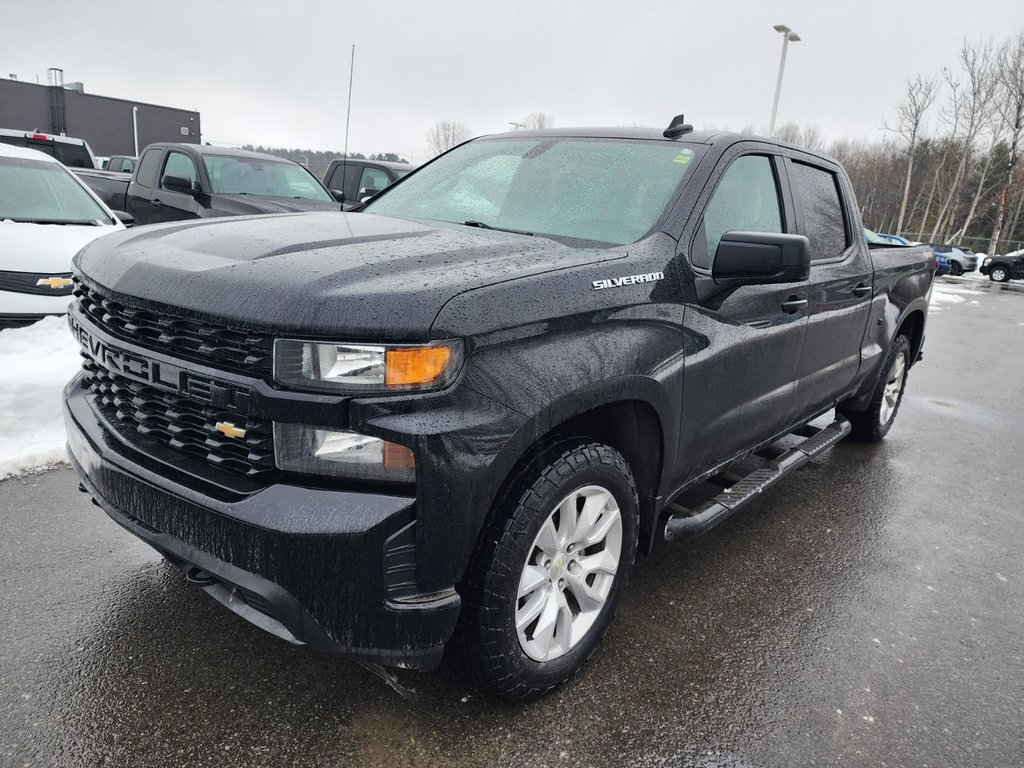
[
  {"left": 73, "top": 279, "right": 273, "bottom": 376},
  {"left": 83, "top": 356, "right": 276, "bottom": 478}
]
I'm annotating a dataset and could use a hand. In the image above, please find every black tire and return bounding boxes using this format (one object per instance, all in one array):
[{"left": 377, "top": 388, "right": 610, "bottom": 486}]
[
  {"left": 949, "top": 261, "right": 963, "bottom": 277},
  {"left": 462, "top": 440, "right": 639, "bottom": 701},
  {"left": 840, "top": 333, "right": 912, "bottom": 442},
  {"left": 990, "top": 266, "right": 1010, "bottom": 283}
]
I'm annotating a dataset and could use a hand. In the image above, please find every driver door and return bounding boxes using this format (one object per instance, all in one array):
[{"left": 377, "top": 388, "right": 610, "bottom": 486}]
[{"left": 674, "top": 150, "right": 809, "bottom": 483}]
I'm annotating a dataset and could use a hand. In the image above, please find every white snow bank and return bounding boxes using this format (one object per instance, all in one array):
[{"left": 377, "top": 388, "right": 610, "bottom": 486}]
[
  {"left": 931, "top": 292, "right": 966, "bottom": 304},
  {"left": 0, "top": 316, "right": 81, "bottom": 480}
]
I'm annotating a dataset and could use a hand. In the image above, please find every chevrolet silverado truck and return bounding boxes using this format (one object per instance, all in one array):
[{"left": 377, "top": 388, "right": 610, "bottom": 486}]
[
  {"left": 74, "top": 143, "right": 341, "bottom": 226},
  {"left": 63, "top": 118, "right": 934, "bottom": 700}
]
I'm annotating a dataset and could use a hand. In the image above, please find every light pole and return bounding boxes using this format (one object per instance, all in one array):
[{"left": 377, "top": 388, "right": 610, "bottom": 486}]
[
  {"left": 769, "top": 24, "right": 801, "bottom": 137},
  {"left": 132, "top": 106, "right": 139, "bottom": 156}
]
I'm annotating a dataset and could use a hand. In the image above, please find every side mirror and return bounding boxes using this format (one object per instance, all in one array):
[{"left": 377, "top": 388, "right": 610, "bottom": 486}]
[
  {"left": 162, "top": 175, "right": 197, "bottom": 195},
  {"left": 712, "top": 231, "right": 810, "bottom": 287},
  {"left": 330, "top": 189, "right": 346, "bottom": 203},
  {"left": 112, "top": 210, "right": 135, "bottom": 228},
  {"left": 358, "top": 187, "right": 380, "bottom": 203}
]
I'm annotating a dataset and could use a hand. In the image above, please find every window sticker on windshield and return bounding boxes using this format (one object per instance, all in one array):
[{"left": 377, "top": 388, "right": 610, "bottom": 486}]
[{"left": 673, "top": 148, "right": 695, "bottom": 164}]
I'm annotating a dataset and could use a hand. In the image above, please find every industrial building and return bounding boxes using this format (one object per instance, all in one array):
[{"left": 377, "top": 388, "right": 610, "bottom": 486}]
[{"left": 0, "top": 69, "right": 201, "bottom": 157}]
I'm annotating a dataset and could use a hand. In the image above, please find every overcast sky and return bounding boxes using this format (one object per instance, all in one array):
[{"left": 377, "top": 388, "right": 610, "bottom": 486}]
[{"left": 4, "top": 0, "right": 1022, "bottom": 162}]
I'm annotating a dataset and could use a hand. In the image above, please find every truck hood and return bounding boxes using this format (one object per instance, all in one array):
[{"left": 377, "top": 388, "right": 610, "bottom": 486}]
[
  {"left": 212, "top": 195, "right": 342, "bottom": 215},
  {"left": 74, "top": 212, "right": 623, "bottom": 337},
  {"left": 0, "top": 220, "right": 122, "bottom": 273}
]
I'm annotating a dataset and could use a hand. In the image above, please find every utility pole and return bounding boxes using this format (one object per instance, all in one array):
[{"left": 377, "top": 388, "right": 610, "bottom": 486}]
[{"left": 769, "top": 24, "right": 801, "bottom": 136}]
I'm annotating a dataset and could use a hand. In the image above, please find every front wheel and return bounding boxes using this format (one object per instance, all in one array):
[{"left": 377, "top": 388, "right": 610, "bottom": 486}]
[
  {"left": 990, "top": 266, "right": 1010, "bottom": 282},
  {"left": 840, "top": 333, "right": 911, "bottom": 442},
  {"left": 462, "top": 441, "right": 638, "bottom": 701}
]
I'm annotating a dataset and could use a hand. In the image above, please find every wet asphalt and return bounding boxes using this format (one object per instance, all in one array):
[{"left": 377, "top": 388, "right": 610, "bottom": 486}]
[{"left": 1, "top": 276, "right": 1023, "bottom": 768}]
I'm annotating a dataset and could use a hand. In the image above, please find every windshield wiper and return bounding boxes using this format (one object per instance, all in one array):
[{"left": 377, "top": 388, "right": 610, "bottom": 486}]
[
  {"left": 1, "top": 217, "right": 103, "bottom": 226},
  {"left": 462, "top": 220, "right": 534, "bottom": 237}
]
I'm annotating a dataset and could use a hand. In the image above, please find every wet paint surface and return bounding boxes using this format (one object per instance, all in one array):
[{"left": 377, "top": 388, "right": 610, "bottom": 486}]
[{"left": 2, "top": 276, "right": 1022, "bottom": 767}]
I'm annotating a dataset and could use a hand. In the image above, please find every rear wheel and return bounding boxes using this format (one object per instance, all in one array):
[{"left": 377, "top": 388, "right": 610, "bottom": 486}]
[
  {"left": 949, "top": 261, "right": 963, "bottom": 276},
  {"left": 840, "top": 334, "right": 911, "bottom": 442},
  {"left": 463, "top": 441, "right": 638, "bottom": 701},
  {"left": 990, "top": 266, "right": 1010, "bottom": 282}
]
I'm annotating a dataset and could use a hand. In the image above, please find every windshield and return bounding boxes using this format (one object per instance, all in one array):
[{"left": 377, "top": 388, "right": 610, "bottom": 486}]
[
  {"left": 0, "top": 156, "right": 112, "bottom": 224},
  {"left": 365, "top": 137, "right": 703, "bottom": 245},
  {"left": 203, "top": 155, "right": 332, "bottom": 201}
]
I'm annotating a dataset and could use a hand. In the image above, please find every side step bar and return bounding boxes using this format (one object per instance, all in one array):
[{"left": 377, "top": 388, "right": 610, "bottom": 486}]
[{"left": 664, "top": 416, "right": 851, "bottom": 542}]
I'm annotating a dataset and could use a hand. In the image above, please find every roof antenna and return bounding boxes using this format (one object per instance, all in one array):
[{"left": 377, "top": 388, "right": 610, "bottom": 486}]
[{"left": 663, "top": 114, "right": 693, "bottom": 139}]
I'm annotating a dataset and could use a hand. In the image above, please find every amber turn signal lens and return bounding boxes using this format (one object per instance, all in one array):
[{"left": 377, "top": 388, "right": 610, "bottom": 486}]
[
  {"left": 383, "top": 441, "right": 416, "bottom": 470},
  {"left": 385, "top": 345, "right": 453, "bottom": 387}
]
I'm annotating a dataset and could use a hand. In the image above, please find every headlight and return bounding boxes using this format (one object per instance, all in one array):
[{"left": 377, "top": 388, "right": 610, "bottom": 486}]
[
  {"left": 274, "top": 423, "right": 415, "bottom": 482},
  {"left": 983, "top": 257, "right": 992, "bottom": 266},
  {"left": 273, "top": 339, "right": 463, "bottom": 393}
]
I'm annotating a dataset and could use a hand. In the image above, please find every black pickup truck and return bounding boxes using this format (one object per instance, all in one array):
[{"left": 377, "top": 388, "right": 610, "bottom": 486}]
[
  {"left": 63, "top": 119, "right": 934, "bottom": 700},
  {"left": 74, "top": 143, "right": 341, "bottom": 226}
]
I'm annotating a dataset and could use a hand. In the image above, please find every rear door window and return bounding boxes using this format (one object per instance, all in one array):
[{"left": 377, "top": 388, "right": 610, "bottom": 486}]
[
  {"left": 790, "top": 161, "right": 849, "bottom": 262},
  {"left": 135, "top": 149, "right": 162, "bottom": 188}
]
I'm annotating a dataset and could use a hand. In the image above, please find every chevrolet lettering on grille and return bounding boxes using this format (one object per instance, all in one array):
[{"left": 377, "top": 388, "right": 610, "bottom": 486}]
[{"left": 69, "top": 314, "right": 253, "bottom": 412}]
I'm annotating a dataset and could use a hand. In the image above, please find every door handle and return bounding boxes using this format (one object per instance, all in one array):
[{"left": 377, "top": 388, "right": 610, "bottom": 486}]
[
  {"left": 151, "top": 199, "right": 163, "bottom": 209},
  {"left": 781, "top": 296, "right": 808, "bottom": 314},
  {"left": 852, "top": 284, "right": 872, "bottom": 297}
]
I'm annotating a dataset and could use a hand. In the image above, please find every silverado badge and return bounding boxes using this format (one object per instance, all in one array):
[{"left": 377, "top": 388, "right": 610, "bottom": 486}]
[{"left": 592, "top": 271, "right": 664, "bottom": 291}]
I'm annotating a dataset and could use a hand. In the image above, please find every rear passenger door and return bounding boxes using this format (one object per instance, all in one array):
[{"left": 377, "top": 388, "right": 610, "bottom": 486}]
[{"left": 784, "top": 156, "right": 873, "bottom": 417}]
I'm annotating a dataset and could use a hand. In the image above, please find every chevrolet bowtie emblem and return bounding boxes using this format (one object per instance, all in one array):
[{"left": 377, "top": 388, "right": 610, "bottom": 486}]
[
  {"left": 36, "top": 276, "right": 73, "bottom": 289},
  {"left": 215, "top": 422, "right": 247, "bottom": 439}
]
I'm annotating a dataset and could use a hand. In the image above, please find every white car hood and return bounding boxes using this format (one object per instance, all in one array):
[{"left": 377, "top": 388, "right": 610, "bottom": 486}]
[{"left": 0, "top": 220, "right": 121, "bottom": 274}]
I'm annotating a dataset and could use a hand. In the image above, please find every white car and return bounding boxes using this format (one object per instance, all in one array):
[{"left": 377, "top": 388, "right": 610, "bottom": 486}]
[{"left": 0, "top": 144, "right": 125, "bottom": 329}]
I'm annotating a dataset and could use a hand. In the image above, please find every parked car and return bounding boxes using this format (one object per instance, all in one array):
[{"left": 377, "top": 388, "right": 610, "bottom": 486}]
[
  {"left": 65, "top": 121, "right": 934, "bottom": 700},
  {"left": 105, "top": 155, "right": 137, "bottom": 174},
  {"left": 0, "top": 144, "right": 124, "bottom": 329},
  {"left": 74, "top": 143, "right": 341, "bottom": 226},
  {"left": 921, "top": 242, "right": 979, "bottom": 276},
  {"left": 95, "top": 156, "right": 110, "bottom": 170},
  {"left": 980, "top": 248, "right": 1024, "bottom": 282},
  {"left": 322, "top": 158, "right": 415, "bottom": 206},
  {"left": 0, "top": 128, "right": 96, "bottom": 169},
  {"left": 877, "top": 233, "right": 911, "bottom": 246}
]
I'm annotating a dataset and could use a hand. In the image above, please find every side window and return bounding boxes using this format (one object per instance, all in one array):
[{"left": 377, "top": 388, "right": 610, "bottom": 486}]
[
  {"left": 697, "top": 155, "right": 783, "bottom": 268},
  {"left": 329, "top": 162, "right": 359, "bottom": 191},
  {"left": 122, "top": 158, "right": 135, "bottom": 173},
  {"left": 359, "top": 166, "right": 391, "bottom": 195},
  {"left": 789, "top": 161, "right": 848, "bottom": 261},
  {"left": 135, "top": 149, "right": 162, "bottom": 188},
  {"left": 162, "top": 151, "right": 198, "bottom": 191}
]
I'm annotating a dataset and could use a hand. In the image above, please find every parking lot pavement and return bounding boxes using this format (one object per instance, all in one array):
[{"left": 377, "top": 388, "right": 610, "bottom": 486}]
[{"left": 1, "top": 276, "right": 1022, "bottom": 768}]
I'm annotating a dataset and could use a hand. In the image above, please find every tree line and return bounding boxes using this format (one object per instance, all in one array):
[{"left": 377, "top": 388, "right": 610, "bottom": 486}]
[
  {"left": 778, "top": 31, "right": 1024, "bottom": 254},
  {"left": 241, "top": 145, "right": 409, "bottom": 182}
]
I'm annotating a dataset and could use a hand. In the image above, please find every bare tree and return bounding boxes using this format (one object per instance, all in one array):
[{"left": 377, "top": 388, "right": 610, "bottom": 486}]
[
  {"left": 426, "top": 121, "right": 471, "bottom": 157},
  {"left": 988, "top": 32, "right": 1024, "bottom": 255},
  {"left": 931, "top": 42, "right": 998, "bottom": 240},
  {"left": 886, "top": 75, "right": 939, "bottom": 234},
  {"left": 522, "top": 112, "right": 554, "bottom": 130}
]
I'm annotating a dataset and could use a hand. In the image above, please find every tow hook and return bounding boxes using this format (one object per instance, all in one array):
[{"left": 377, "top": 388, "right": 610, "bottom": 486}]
[{"left": 184, "top": 566, "right": 218, "bottom": 587}]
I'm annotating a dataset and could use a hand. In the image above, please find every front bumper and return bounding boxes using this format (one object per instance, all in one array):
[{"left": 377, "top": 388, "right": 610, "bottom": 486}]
[{"left": 64, "top": 378, "right": 461, "bottom": 669}]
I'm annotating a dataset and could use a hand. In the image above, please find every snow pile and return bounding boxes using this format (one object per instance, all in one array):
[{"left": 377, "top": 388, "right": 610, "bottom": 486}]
[{"left": 0, "top": 316, "right": 81, "bottom": 480}]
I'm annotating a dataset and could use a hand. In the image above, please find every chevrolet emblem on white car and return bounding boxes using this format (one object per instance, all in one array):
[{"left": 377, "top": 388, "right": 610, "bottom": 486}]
[{"left": 36, "top": 276, "right": 74, "bottom": 289}]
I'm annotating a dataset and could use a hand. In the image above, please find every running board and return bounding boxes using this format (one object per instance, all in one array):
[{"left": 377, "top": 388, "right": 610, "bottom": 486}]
[{"left": 664, "top": 416, "right": 851, "bottom": 542}]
